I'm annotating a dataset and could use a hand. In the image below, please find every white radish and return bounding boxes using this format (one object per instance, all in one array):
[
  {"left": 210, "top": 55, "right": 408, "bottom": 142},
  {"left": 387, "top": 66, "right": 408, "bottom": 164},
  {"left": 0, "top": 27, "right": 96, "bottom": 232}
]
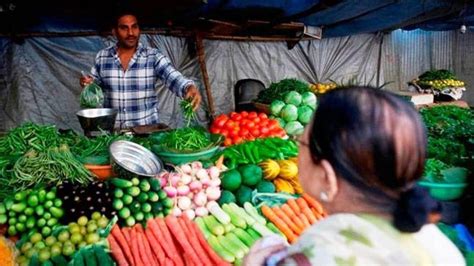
[
  {"left": 206, "top": 186, "right": 221, "bottom": 201},
  {"left": 181, "top": 174, "right": 193, "bottom": 185},
  {"left": 159, "top": 177, "right": 168, "bottom": 187},
  {"left": 163, "top": 186, "right": 177, "bottom": 198},
  {"left": 169, "top": 173, "right": 181, "bottom": 187},
  {"left": 195, "top": 207, "right": 209, "bottom": 217},
  {"left": 208, "top": 166, "right": 220, "bottom": 179},
  {"left": 180, "top": 164, "right": 192, "bottom": 174},
  {"left": 209, "top": 178, "right": 221, "bottom": 187},
  {"left": 177, "top": 185, "right": 190, "bottom": 196},
  {"left": 193, "top": 192, "right": 207, "bottom": 207},
  {"left": 186, "top": 192, "right": 195, "bottom": 199},
  {"left": 200, "top": 177, "right": 211, "bottom": 188},
  {"left": 189, "top": 180, "right": 203, "bottom": 192},
  {"left": 191, "top": 161, "right": 203, "bottom": 171},
  {"left": 195, "top": 168, "right": 209, "bottom": 180},
  {"left": 172, "top": 207, "right": 182, "bottom": 217},
  {"left": 178, "top": 197, "right": 192, "bottom": 210},
  {"left": 184, "top": 209, "right": 196, "bottom": 220}
]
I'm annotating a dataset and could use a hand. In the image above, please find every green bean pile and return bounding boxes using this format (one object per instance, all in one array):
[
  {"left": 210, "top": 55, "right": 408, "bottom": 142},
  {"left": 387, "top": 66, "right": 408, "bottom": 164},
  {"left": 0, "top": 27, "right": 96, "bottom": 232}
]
[
  {"left": 162, "top": 127, "right": 212, "bottom": 153},
  {"left": 180, "top": 98, "right": 196, "bottom": 127},
  {"left": 11, "top": 144, "right": 93, "bottom": 190}
]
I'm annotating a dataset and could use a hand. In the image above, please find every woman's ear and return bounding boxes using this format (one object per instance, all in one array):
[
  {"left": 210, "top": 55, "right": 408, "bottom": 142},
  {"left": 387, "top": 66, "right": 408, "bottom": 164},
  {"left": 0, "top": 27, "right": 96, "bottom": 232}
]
[{"left": 320, "top": 159, "right": 338, "bottom": 202}]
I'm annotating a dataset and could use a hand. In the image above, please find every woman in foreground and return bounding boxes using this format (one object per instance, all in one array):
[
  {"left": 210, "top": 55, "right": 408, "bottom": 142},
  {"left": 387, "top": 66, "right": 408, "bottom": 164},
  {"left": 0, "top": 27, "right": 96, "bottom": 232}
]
[{"left": 244, "top": 86, "right": 464, "bottom": 265}]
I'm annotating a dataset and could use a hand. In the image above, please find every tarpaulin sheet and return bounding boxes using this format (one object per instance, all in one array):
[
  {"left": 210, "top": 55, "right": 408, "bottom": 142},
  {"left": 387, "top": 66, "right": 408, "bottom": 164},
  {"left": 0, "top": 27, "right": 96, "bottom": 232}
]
[{"left": 0, "top": 33, "right": 381, "bottom": 132}]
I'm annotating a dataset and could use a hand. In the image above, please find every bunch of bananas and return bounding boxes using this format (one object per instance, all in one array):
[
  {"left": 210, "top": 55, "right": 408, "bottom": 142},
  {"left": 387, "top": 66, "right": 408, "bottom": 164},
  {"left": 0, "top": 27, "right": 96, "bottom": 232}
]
[
  {"left": 309, "top": 83, "right": 337, "bottom": 94},
  {"left": 259, "top": 157, "right": 303, "bottom": 194},
  {"left": 418, "top": 79, "right": 465, "bottom": 90}
]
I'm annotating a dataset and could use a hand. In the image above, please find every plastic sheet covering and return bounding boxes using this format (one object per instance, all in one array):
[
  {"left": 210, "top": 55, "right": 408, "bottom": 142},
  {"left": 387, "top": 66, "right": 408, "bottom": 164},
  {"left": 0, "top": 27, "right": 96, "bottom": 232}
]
[{"left": 0, "top": 33, "right": 381, "bottom": 132}]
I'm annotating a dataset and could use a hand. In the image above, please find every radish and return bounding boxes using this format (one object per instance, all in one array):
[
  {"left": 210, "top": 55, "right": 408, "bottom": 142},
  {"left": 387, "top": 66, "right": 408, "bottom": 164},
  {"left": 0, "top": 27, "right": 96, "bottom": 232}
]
[
  {"left": 191, "top": 161, "right": 203, "bottom": 171},
  {"left": 206, "top": 186, "right": 221, "bottom": 201},
  {"left": 200, "top": 177, "right": 211, "bottom": 188},
  {"left": 193, "top": 192, "right": 207, "bottom": 207},
  {"left": 159, "top": 177, "right": 168, "bottom": 187},
  {"left": 181, "top": 174, "right": 193, "bottom": 185},
  {"left": 169, "top": 173, "right": 181, "bottom": 187},
  {"left": 209, "top": 178, "right": 221, "bottom": 187},
  {"left": 180, "top": 163, "right": 192, "bottom": 174},
  {"left": 177, "top": 185, "right": 190, "bottom": 196},
  {"left": 189, "top": 180, "right": 203, "bottom": 192},
  {"left": 195, "top": 168, "right": 209, "bottom": 180},
  {"left": 163, "top": 186, "right": 177, "bottom": 198},
  {"left": 172, "top": 207, "right": 182, "bottom": 217},
  {"left": 178, "top": 197, "right": 192, "bottom": 210},
  {"left": 208, "top": 166, "right": 220, "bottom": 179},
  {"left": 184, "top": 209, "right": 196, "bottom": 220},
  {"left": 195, "top": 207, "right": 209, "bottom": 217}
]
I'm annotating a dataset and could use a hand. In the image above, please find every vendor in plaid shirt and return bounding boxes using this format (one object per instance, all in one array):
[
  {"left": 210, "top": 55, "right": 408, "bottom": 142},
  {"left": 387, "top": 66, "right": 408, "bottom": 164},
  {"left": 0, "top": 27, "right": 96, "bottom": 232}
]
[{"left": 80, "top": 11, "right": 202, "bottom": 129}]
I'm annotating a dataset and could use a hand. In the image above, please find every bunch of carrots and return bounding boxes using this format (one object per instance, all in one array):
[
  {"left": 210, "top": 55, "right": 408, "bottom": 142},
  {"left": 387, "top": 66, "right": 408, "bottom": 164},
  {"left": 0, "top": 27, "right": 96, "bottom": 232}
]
[
  {"left": 108, "top": 215, "right": 230, "bottom": 266},
  {"left": 261, "top": 193, "right": 325, "bottom": 243}
]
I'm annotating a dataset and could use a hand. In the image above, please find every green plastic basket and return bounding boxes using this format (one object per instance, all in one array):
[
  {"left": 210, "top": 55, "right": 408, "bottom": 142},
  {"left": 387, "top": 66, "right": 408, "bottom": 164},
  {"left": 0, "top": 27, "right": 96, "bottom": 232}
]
[
  {"left": 418, "top": 181, "right": 468, "bottom": 201},
  {"left": 152, "top": 145, "right": 220, "bottom": 165}
]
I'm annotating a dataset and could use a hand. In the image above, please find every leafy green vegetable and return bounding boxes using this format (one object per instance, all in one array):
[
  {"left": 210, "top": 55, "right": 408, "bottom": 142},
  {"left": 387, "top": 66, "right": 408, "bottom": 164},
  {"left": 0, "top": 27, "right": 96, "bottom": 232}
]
[
  {"left": 80, "top": 83, "right": 104, "bottom": 108},
  {"left": 301, "top": 91, "right": 317, "bottom": 109},
  {"left": 284, "top": 121, "right": 304, "bottom": 136},
  {"left": 151, "top": 127, "right": 219, "bottom": 153},
  {"left": 180, "top": 98, "right": 196, "bottom": 127},
  {"left": 280, "top": 104, "right": 298, "bottom": 122},
  {"left": 256, "top": 79, "right": 310, "bottom": 104},
  {"left": 284, "top": 91, "right": 302, "bottom": 106},
  {"left": 270, "top": 100, "right": 285, "bottom": 116},
  {"left": 419, "top": 69, "right": 456, "bottom": 81},
  {"left": 422, "top": 159, "right": 468, "bottom": 183}
]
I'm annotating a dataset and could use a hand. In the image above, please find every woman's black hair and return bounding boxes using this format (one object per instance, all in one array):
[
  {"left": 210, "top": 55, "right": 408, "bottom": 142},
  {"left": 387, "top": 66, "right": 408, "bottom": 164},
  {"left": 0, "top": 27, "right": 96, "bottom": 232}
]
[{"left": 308, "top": 86, "right": 434, "bottom": 232}]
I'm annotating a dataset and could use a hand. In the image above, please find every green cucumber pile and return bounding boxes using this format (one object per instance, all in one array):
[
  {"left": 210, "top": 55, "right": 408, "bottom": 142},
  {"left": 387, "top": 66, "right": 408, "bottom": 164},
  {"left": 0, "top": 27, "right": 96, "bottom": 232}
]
[
  {"left": 111, "top": 177, "right": 173, "bottom": 226},
  {"left": 0, "top": 187, "right": 63, "bottom": 237}
]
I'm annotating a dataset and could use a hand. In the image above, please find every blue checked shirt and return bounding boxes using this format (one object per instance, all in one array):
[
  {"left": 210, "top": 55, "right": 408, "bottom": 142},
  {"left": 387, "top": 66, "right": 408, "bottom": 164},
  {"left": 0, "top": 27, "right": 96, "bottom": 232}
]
[{"left": 90, "top": 43, "right": 194, "bottom": 128}]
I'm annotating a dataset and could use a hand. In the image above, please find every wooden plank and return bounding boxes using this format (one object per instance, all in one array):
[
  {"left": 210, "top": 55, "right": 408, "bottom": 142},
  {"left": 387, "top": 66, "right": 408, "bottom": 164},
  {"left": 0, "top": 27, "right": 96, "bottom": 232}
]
[{"left": 195, "top": 33, "right": 216, "bottom": 119}]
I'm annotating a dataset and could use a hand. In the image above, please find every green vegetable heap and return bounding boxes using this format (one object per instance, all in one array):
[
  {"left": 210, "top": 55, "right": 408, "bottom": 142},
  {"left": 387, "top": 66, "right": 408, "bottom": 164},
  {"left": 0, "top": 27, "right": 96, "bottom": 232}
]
[
  {"left": 256, "top": 78, "right": 311, "bottom": 104},
  {"left": 80, "top": 83, "right": 104, "bottom": 108}
]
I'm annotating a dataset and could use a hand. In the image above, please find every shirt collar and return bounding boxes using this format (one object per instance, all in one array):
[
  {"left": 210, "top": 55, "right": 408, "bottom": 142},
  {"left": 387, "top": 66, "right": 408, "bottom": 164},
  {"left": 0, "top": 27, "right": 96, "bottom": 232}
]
[{"left": 110, "top": 42, "right": 146, "bottom": 57}]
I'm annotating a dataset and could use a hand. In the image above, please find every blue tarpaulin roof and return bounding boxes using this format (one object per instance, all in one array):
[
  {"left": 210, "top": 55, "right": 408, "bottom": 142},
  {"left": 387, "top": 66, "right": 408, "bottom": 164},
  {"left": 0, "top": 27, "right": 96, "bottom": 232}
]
[{"left": 0, "top": 0, "right": 471, "bottom": 37}]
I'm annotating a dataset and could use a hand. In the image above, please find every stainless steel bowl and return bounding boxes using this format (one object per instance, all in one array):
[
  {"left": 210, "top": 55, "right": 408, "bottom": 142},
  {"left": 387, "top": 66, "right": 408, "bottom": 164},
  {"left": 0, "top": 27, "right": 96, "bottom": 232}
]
[
  {"left": 76, "top": 108, "right": 118, "bottom": 134},
  {"left": 109, "top": 140, "right": 162, "bottom": 177}
]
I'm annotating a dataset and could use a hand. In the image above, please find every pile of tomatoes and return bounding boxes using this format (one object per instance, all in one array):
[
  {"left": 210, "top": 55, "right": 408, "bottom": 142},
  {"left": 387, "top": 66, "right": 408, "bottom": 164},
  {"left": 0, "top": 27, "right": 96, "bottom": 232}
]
[{"left": 210, "top": 111, "right": 286, "bottom": 146}]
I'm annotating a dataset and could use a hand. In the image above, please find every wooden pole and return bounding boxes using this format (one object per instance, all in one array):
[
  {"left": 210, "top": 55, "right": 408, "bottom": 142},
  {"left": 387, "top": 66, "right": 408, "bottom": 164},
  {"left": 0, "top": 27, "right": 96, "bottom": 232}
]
[{"left": 195, "top": 33, "right": 216, "bottom": 119}]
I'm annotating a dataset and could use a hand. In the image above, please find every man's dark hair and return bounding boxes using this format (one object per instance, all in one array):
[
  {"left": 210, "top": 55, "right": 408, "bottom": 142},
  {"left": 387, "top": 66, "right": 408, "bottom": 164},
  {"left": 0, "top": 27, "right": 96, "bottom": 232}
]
[{"left": 111, "top": 4, "right": 139, "bottom": 28}]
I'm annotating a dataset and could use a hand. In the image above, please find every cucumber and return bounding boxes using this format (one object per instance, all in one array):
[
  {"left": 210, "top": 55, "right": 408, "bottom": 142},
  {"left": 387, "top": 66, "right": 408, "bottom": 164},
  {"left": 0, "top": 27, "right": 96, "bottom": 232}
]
[
  {"left": 49, "top": 207, "right": 63, "bottom": 218},
  {"left": 194, "top": 217, "right": 212, "bottom": 239},
  {"left": 222, "top": 204, "right": 247, "bottom": 229},
  {"left": 111, "top": 178, "right": 133, "bottom": 188},
  {"left": 0, "top": 203, "right": 5, "bottom": 214},
  {"left": 0, "top": 214, "right": 7, "bottom": 224},
  {"left": 141, "top": 203, "right": 152, "bottom": 213},
  {"left": 219, "top": 234, "right": 245, "bottom": 259},
  {"left": 243, "top": 202, "right": 267, "bottom": 224},
  {"left": 149, "top": 178, "right": 161, "bottom": 192},
  {"left": 114, "top": 188, "right": 124, "bottom": 198},
  {"left": 208, "top": 202, "right": 231, "bottom": 225},
  {"left": 134, "top": 212, "right": 144, "bottom": 222},
  {"left": 235, "top": 258, "right": 243, "bottom": 266},
  {"left": 203, "top": 215, "right": 225, "bottom": 236},
  {"left": 122, "top": 195, "right": 133, "bottom": 205},
  {"left": 14, "top": 191, "right": 27, "bottom": 201},
  {"left": 24, "top": 207, "right": 34, "bottom": 216},
  {"left": 11, "top": 202, "right": 26, "bottom": 213},
  {"left": 137, "top": 192, "right": 149, "bottom": 203},
  {"left": 147, "top": 192, "right": 159, "bottom": 202},
  {"left": 139, "top": 179, "right": 151, "bottom": 192},
  {"left": 26, "top": 217, "right": 36, "bottom": 229},
  {"left": 208, "top": 235, "right": 235, "bottom": 262},
  {"left": 127, "top": 187, "right": 141, "bottom": 197},
  {"left": 131, "top": 177, "right": 140, "bottom": 186},
  {"left": 224, "top": 223, "right": 235, "bottom": 233},
  {"left": 226, "top": 232, "right": 250, "bottom": 252},
  {"left": 229, "top": 203, "right": 256, "bottom": 225},
  {"left": 233, "top": 227, "right": 256, "bottom": 247},
  {"left": 113, "top": 199, "right": 124, "bottom": 210},
  {"left": 125, "top": 216, "right": 136, "bottom": 227},
  {"left": 130, "top": 202, "right": 141, "bottom": 214},
  {"left": 246, "top": 227, "right": 261, "bottom": 241},
  {"left": 252, "top": 222, "right": 274, "bottom": 237},
  {"left": 35, "top": 205, "right": 45, "bottom": 216},
  {"left": 118, "top": 207, "right": 131, "bottom": 219}
]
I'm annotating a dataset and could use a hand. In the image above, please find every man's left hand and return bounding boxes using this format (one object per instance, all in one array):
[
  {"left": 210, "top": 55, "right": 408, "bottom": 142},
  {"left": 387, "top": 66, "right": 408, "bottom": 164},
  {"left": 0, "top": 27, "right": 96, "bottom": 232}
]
[{"left": 185, "top": 85, "right": 202, "bottom": 111}]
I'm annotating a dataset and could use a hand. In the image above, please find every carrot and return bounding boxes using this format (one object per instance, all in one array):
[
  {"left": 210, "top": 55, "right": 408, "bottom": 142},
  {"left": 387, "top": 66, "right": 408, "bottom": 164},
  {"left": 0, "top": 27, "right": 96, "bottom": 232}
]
[
  {"left": 302, "top": 193, "right": 324, "bottom": 214},
  {"left": 150, "top": 218, "right": 184, "bottom": 266},
  {"left": 184, "top": 253, "right": 195, "bottom": 266},
  {"left": 136, "top": 224, "right": 156, "bottom": 265},
  {"left": 298, "top": 213, "right": 311, "bottom": 228},
  {"left": 296, "top": 197, "right": 317, "bottom": 224},
  {"left": 108, "top": 235, "right": 130, "bottom": 266},
  {"left": 184, "top": 216, "right": 230, "bottom": 266},
  {"left": 165, "top": 216, "right": 201, "bottom": 265},
  {"left": 178, "top": 217, "right": 212, "bottom": 265},
  {"left": 145, "top": 226, "right": 166, "bottom": 265},
  {"left": 111, "top": 225, "right": 133, "bottom": 265},
  {"left": 122, "top": 227, "right": 131, "bottom": 243},
  {"left": 165, "top": 257, "right": 174, "bottom": 266},
  {"left": 130, "top": 226, "right": 144, "bottom": 266},
  {"left": 287, "top": 199, "right": 301, "bottom": 214},
  {"left": 261, "top": 205, "right": 297, "bottom": 243},
  {"left": 136, "top": 227, "right": 153, "bottom": 265},
  {"left": 281, "top": 204, "right": 305, "bottom": 230},
  {"left": 273, "top": 206, "right": 303, "bottom": 234}
]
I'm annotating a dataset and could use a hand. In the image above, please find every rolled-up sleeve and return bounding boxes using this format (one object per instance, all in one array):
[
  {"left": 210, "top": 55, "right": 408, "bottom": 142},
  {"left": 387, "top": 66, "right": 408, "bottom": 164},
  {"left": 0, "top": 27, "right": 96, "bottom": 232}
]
[
  {"left": 154, "top": 54, "right": 194, "bottom": 97},
  {"left": 90, "top": 53, "right": 103, "bottom": 87}
]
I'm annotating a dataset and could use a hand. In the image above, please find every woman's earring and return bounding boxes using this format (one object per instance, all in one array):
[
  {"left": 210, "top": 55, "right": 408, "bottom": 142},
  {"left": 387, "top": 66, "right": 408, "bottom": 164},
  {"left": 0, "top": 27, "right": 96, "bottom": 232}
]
[{"left": 320, "top": 191, "right": 329, "bottom": 202}]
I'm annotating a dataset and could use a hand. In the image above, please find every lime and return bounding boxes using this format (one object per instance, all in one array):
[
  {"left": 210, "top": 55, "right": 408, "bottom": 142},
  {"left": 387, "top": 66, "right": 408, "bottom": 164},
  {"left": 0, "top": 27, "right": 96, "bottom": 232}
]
[
  {"left": 68, "top": 224, "right": 80, "bottom": 235},
  {"left": 57, "top": 231, "right": 70, "bottom": 243},
  {"left": 45, "top": 236, "right": 57, "bottom": 246},
  {"left": 41, "top": 226, "right": 52, "bottom": 237},
  {"left": 30, "top": 232, "right": 43, "bottom": 244},
  {"left": 34, "top": 241, "right": 46, "bottom": 250},
  {"left": 78, "top": 241, "right": 87, "bottom": 249},
  {"left": 87, "top": 223, "right": 98, "bottom": 233},
  {"left": 97, "top": 217, "right": 109, "bottom": 228},
  {"left": 70, "top": 233, "right": 83, "bottom": 245},
  {"left": 38, "top": 248, "right": 51, "bottom": 262},
  {"left": 77, "top": 216, "right": 88, "bottom": 226},
  {"left": 20, "top": 242, "right": 33, "bottom": 253},
  {"left": 91, "top": 212, "right": 101, "bottom": 221},
  {"left": 80, "top": 226, "right": 87, "bottom": 235},
  {"left": 25, "top": 249, "right": 36, "bottom": 258},
  {"left": 62, "top": 243, "right": 75, "bottom": 257},
  {"left": 85, "top": 233, "right": 100, "bottom": 244},
  {"left": 50, "top": 244, "right": 62, "bottom": 257}
]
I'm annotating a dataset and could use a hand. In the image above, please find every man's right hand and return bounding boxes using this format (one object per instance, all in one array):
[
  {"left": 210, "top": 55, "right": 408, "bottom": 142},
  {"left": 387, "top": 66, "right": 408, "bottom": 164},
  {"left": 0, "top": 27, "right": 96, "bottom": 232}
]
[{"left": 80, "top": 75, "right": 94, "bottom": 88}]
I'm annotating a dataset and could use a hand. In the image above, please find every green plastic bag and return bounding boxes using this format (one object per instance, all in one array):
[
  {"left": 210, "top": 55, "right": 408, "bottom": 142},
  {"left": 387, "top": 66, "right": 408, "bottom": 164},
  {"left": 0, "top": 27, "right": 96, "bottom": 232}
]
[{"left": 80, "top": 83, "right": 104, "bottom": 108}]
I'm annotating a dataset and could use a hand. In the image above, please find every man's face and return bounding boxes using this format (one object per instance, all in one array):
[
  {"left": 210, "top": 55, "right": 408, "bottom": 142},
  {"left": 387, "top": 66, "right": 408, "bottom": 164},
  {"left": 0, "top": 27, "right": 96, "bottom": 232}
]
[{"left": 114, "top": 15, "right": 140, "bottom": 49}]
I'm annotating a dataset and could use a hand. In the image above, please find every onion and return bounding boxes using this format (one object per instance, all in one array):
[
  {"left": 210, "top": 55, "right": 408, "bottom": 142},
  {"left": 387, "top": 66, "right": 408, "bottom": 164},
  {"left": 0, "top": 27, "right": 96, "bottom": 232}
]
[
  {"left": 169, "top": 173, "right": 181, "bottom": 187},
  {"left": 178, "top": 197, "right": 192, "bottom": 210},
  {"left": 163, "top": 186, "right": 177, "bottom": 198},
  {"left": 172, "top": 207, "right": 182, "bottom": 217},
  {"left": 184, "top": 209, "right": 196, "bottom": 220},
  {"left": 195, "top": 168, "right": 209, "bottom": 180},
  {"left": 195, "top": 207, "right": 209, "bottom": 217},
  {"left": 180, "top": 164, "right": 192, "bottom": 174},
  {"left": 209, "top": 178, "right": 221, "bottom": 187},
  {"left": 193, "top": 192, "right": 207, "bottom": 207},
  {"left": 208, "top": 166, "right": 220, "bottom": 179},
  {"left": 189, "top": 180, "right": 203, "bottom": 192},
  {"left": 177, "top": 185, "right": 190, "bottom": 196},
  {"left": 206, "top": 187, "right": 221, "bottom": 201},
  {"left": 181, "top": 174, "right": 193, "bottom": 185}
]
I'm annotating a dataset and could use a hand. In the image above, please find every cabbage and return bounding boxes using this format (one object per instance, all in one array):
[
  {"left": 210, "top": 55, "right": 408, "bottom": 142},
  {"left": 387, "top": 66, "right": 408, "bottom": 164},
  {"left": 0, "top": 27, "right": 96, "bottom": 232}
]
[
  {"left": 80, "top": 83, "right": 104, "bottom": 108},
  {"left": 284, "top": 91, "right": 302, "bottom": 106},
  {"left": 270, "top": 100, "right": 286, "bottom": 116},
  {"left": 274, "top": 117, "right": 286, "bottom": 128},
  {"left": 285, "top": 121, "right": 304, "bottom": 136},
  {"left": 298, "top": 105, "right": 314, "bottom": 125},
  {"left": 280, "top": 104, "right": 298, "bottom": 122},
  {"left": 301, "top": 92, "right": 317, "bottom": 109}
]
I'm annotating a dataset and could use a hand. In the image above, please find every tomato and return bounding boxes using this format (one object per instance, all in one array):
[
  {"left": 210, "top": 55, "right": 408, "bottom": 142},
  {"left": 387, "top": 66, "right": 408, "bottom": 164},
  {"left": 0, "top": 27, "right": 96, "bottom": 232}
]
[
  {"left": 267, "top": 120, "right": 279, "bottom": 130},
  {"left": 274, "top": 128, "right": 286, "bottom": 137},
  {"left": 259, "top": 120, "right": 269, "bottom": 127},
  {"left": 243, "top": 120, "right": 255, "bottom": 129},
  {"left": 260, "top": 127, "right": 270, "bottom": 135},
  {"left": 220, "top": 129, "right": 229, "bottom": 137},
  {"left": 214, "top": 116, "right": 228, "bottom": 128},
  {"left": 224, "top": 120, "right": 236, "bottom": 130},
  {"left": 250, "top": 128, "right": 260, "bottom": 137},
  {"left": 232, "top": 136, "right": 243, "bottom": 144},
  {"left": 248, "top": 111, "right": 258, "bottom": 119},
  {"left": 210, "top": 127, "right": 221, "bottom": 134},
  {"left": 246, "top": 135, "right": 255, "bottom": 141},
  {"left": 252, "top": 117, "right": 261, "bottom": 124},
  {"left": 230, "top": 129, "right": 240, "bottom": 138},
  {"left": 258, "top": 113, "right": 268, "bottom": 119},
  {"left": 223, "top": 137, "right": 233, "bottom": 146},
  {"left": 239, "top": 128, "right": 249, "bottom": 137},
  {"left": 229, "top": 111, "right": 238, "bottom": 117},
  {"left": 230, "top": 113, "right": 242, "bottom": 121},
  {"left": 240, "top": 111, "right": 249, "bottom": 118}
]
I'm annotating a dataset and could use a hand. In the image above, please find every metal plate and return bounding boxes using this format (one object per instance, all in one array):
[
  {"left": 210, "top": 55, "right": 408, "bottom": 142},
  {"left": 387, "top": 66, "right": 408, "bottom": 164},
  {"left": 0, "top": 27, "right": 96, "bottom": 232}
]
[{"left": 109, "top": 140, "right": 162, "bottom": 177}]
